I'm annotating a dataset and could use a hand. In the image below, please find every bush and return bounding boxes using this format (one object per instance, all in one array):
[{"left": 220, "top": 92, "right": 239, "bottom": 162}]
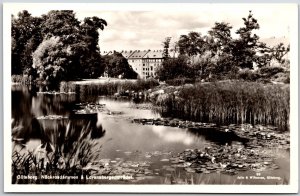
[
  {"left": 258, "top": 66, "right": 285, "bottom": 77},
  {"left": 237, "top": 69, "right": 261, "bottom": 81},
  {"left": 166, "top": 78, "right": 195, "bottom": 86},
  {"left": 11, "top": 75, "right": 32, "bottom": 84},
  {"left": 271, "top": 72, "right": 290, "bottom": 84},
  {"left": 156, "top": 55, "right": 194, "bottom": 81}
]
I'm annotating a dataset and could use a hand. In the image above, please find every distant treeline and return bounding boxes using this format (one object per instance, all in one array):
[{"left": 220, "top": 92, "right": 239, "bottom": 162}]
[{"left": 158, "top": 11, "right": 290, "bottom": 83}]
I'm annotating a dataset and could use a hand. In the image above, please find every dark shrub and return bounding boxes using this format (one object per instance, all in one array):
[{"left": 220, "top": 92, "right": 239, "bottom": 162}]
[
  {"left": 237, "top": 69, "right": 261, "bottom": 81},
  {"left": 259, "top": 66, "right": 285, "bottom": 77}
]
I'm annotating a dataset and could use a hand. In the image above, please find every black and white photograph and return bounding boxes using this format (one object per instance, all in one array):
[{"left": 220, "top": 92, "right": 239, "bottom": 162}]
[{"left": 3, "top": 3, "right": 298, "bottom": 193}]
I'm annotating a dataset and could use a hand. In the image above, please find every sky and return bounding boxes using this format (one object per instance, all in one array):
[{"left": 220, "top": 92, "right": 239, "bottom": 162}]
[{"left": 9, "top": 3, "right": 294, "bottom": 52}]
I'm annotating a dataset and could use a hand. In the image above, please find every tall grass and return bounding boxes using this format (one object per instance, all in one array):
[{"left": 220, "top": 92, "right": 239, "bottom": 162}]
[
  {"left": 12, "top": 120, "right": 103, "bottom": 184},
  {"left": 59, "top": 78, "right": 159, "bottom": 96},
  {"left": 59, "top": 81, "right": 76, "bottom": 93},
  {"left": 12, "top": 75, "right": 33, "bottom": 84},
  {"left": 155, "top": 81, "right": 289, "bottom": 130}
]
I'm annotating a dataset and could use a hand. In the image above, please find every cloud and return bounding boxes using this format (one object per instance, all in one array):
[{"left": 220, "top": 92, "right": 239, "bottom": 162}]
[
  {"left": 10, "top": 4, "right": 294, "bottom": 51},
  {"left": 96, "top": 9, "right": 293, "bottom": 51}
]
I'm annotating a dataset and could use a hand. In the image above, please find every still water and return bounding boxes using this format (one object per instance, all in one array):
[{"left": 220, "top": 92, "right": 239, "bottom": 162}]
[{"left": 11, "top": 85, "right": 289, "bottom": 184}]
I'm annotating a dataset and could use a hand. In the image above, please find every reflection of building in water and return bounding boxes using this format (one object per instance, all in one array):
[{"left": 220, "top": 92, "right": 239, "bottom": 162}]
[{"left": 103, "top": 49, "right": 179, "bottom": 79}]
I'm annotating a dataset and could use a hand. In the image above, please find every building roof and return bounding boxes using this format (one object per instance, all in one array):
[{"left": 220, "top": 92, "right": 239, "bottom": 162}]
[
  {"left": 143, "top": 50, "right": 163, "bottom": 59},
  {"left": 102, "top": 49, "right": 179, "bottom": 59},
  {"left": 102, "top": 51, "right": 113, "bottom": 55},
  {"left": 128, "top": 50, "right": 149, "bottom": 59},
  {"left": 120, "top": 50, "right": 135, "bottom": 58}
]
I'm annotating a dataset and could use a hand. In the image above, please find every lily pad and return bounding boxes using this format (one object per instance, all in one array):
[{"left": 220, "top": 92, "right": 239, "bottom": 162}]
[{"left": 160, "top": 159, "right": 170, "bottom": 162}]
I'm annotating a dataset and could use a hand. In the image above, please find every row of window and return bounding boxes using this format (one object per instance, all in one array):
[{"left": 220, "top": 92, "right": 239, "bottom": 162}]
[
  {"left": 142, "top": 67, "right": 154, "bottom": 71},
  {"left": 143, "top": 59, "right": 161, "bottom": 62},
  {"left": 143, "top": 72, "right": 155, "bottom": 76},
  {"left": 130, "top": 59, "right": 162, "bottom": 63}
]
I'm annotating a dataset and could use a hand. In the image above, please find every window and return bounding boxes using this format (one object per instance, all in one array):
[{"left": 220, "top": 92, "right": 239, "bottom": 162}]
[{"left": 151, "top": 66, "right": 153, "bottom": 71}]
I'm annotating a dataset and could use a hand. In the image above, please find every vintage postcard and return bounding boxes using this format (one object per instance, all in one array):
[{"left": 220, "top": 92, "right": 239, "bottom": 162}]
[{"left": 3, "top": 3, "right": 298, "bottom": 193}]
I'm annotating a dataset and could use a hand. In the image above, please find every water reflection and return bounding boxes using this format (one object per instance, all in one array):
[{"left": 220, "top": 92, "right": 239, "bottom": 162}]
[
  {"left": 188, "top": 127, "right": 249, "bottom": 145},
  {"left": 151, "top": 126, "right": 195, "bottom": 146}
]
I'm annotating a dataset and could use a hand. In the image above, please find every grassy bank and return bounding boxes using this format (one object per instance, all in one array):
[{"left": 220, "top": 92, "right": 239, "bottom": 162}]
[{"left": 154, "top": 80, "right": 289, "bottom": 130}]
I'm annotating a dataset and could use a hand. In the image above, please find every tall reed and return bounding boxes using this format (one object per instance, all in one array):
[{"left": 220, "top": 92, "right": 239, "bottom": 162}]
[
  {"left": 12, "top": 120, "right": 104, "bottom": 184},
  {"left": 155, "top": 81, "right": 289, "bottom": 130},
  {"left": 60, "top": 79, "right": 160, "bottom": 96}
]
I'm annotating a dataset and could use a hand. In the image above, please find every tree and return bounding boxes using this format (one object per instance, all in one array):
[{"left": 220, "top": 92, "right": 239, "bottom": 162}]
[
  {"left": 162, "top": 37, "right": 171, "bottom": 59},
  {"left": 208, "top": 22, "right": 233, "bottom": 55},
  {"left": 177, "top": 32, "right": 206, "bottom": 57},
  {"left": 77, "top": 16, "right": 107, "bottom": 78},
  {"left": 205, "top": 22, "right": 237, "bottom": 78},
  {"left": 41, "top": 10, "right": 80, "bottom": 39},
  {"left": 40, "top": 11, "right": 107, "bottom": 79},
  {"left": 31, "top": 11, "right": 107, "bottom": 81},
  {"left": 102, "top": 52, "right": 137, "bottom": 79},
  {"left": 11, "top": 11, "right": 43, "bottom": 74},
  {"left": 156, "top": 55, "right": 193, "bottom": 81},
  {"left": 232, "top": 11, "right": 260, "bottom": 69},
  {"left": 32, "top": 36, "right": 69, "bottom": 84}
]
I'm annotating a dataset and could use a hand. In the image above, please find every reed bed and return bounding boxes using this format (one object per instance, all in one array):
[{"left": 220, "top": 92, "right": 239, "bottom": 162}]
[
  {"left": 11, "top": 75, "right": 32, "bottom": 84},
  {"left": 59, "top": 78, "right": 159, "bottom": 96},
  {"left": 12, "top": 120, "right": 103, "bottom": 184},
  {"left": 155, "top": 81, "right": 289, "bottom": 131}
]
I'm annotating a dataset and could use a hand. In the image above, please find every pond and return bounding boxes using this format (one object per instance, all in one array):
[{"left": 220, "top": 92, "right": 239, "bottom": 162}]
[{"left": 11, "top": 85, "right": 290, "bottom": 184}]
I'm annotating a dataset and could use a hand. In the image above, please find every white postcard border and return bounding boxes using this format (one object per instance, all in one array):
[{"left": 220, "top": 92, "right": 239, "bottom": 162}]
[{"left": 3, "top": 3, "right": 299, "bottom": 193}]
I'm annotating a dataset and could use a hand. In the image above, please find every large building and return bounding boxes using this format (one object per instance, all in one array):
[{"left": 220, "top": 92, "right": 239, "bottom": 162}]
[
  {"left": 125, "top": 50, "right": 165, "bottom": 79},
  {"left": 103, "top": 49, "right": 178, "bottom": 79}
]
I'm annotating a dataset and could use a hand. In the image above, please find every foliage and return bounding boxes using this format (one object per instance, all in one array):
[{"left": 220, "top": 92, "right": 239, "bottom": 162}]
[
  {"left": 157, "top": 11, "right": 289, "bottom": 82},
  {"left": 258, "top": 66, "right": 285, "bottom": 77},
  {"left": 237, "top": 69, "right": 260, "bottom": 81},
  {"left": 256, "top": 43, "right": 290, "bottom": 68},
  {"left": 32, "top": 36, "right": 67, "bottom": 84},
  {"left": 162, "top": 37, "right": 172, "bottom": 59},
  {"left": 231, "top": 11, "right": 260, "bottom": 69},
  {"left": 77, "top": 16, "right": 107, "bottom": 78},
  {"left": 11, "top": 11, "right": 43, "bottom": 75},
  {"left": 12, "top": 10, "right": 107, "bottom": 83},
  {"left": 178, "top": 32, "right": 206, "bottom": 58},
  {"left": 165, "top": 77, "right": 195, "bottom": 86},
  {"left": 102, "top": 51, "right": 137, "bottom": 79},
  {"left": 156, "top": 56, "right": 194, "bottom": 81},
  {"left": 11, "top": 75, "right": 33, "bottom": 84},
  {"left": 208, "top": 22, "right": 233, "bottom": 55}
]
